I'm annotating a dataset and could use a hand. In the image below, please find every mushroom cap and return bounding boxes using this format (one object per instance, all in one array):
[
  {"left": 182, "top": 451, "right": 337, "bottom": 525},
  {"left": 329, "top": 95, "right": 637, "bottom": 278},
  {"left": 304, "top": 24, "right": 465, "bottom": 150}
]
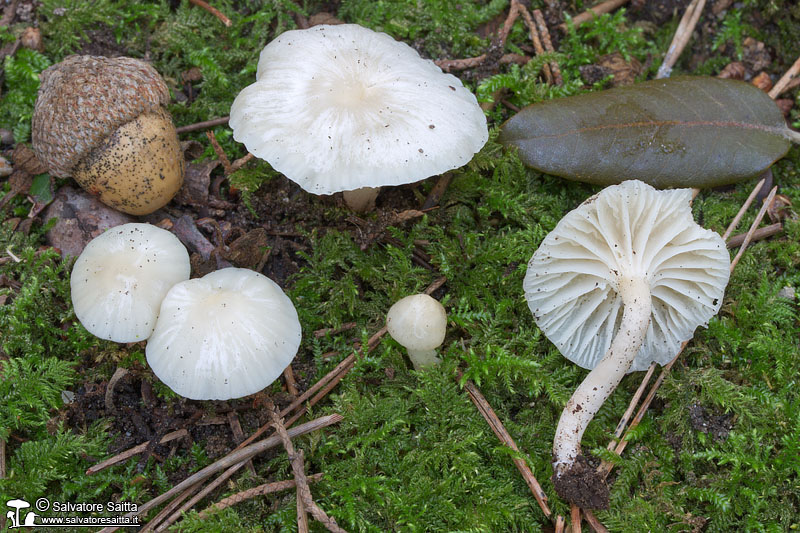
[
  {"left": 229, "top": 24, "right": 488, "bottom": 195},
  {"left": 523, "top": 180, "right": 730, "bottom": 372},
  {"left": 70, "top": 223, "right": 190, "bottom": 343},
  {"left": 32, "top": 55, "right": 170, "bottom": 178},
  {"left": 146, "top": 268, "right": 302, "bottom": 401},
  {"left": 386, "top": 294, "right": 447, "bottom": 352}
]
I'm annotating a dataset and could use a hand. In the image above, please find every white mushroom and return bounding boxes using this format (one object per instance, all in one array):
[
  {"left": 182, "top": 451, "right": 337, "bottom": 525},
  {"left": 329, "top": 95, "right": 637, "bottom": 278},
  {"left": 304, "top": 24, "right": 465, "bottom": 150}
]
[
  {"left": 524, "top": 180, "right": 730, "bottom": 508},
  {"left": 146, "top": 267, "right": 301, "bottom": 400},
  {"left": 70, "top": 223, "right": 190, "bottom": 343},
  {"left": 229, "top": 24, "right": 488, "bottom": 211},
  {"left": 386, "top": 294, "right": 447, "bottom": 370}
]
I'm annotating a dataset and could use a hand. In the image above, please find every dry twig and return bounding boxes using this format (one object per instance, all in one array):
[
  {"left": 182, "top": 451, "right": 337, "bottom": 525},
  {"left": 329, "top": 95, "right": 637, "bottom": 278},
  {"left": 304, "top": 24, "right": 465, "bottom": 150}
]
[
  {"left": 86, "top": 429, "right": 189, "bottom": 475},
  {"left": 555, "top": 515, "right": 566, "bottom": 533},
  {"left": 176, "top": 116, "right": 230, "bottom": 134},
  {"left": 111, "top": 414, "right": 343, "bottom": 524},
  {"left": 532, "top": 9, "right": 563, "bottom": 85},
  {"left": 269, "top": 405, "right": 347, "bottom": 533},
  {"left": 656, "top": 0, "right": 707, "bottom": 79},
  {"left": 570, "top": 504, "right": 582, "bottom": 532},
  {"left": 206, "top": 130, "right": 233, "bottom": 174},
  {"left": 458, "top": 371, "right": 551, "bottom": 517},
  {"left": 422, "top": 173, "right": 454, "bottom": 210},
  {"left": 314, "top": 322, "right": 358, "bottom": 338},
  {"left": 583, "top": 509, "right": 609, "bottom": 533},
  {"left": 140, "top": 483, "right": 203, "bottom": 533},
  {"left": 730, "top": 187, "right": 778, "bottom": 270},
  {"left": 187, "top": 0, "right": 231, "bottom": 26},
  {"left": 726, "top": 222, "right": 783, "bottom": 249},
  {"left": 558, "top": 0, "right": 631, "bottom": 31},
  {"left": 435, "top": 0, "right": 559, "bottom": 86},
  {"left": 769, "top": 54, "right": 800, "bottom": 99},
  {"left": 283, "top": 365, "right": 300, "bottom": 396},
  {"left": 197, "top": 474, "right": 324, "bottom": 519}
]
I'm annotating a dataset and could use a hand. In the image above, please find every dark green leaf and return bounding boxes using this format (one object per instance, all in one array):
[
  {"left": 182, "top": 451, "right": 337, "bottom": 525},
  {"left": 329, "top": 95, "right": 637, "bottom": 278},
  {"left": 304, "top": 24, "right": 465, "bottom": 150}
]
[{"left": 499, "top": 76, "right": 795, "bottom": 188}]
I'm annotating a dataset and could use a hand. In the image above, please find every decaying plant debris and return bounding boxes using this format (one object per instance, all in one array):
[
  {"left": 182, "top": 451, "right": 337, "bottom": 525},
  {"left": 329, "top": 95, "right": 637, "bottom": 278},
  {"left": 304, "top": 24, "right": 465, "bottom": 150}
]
[{"left": 2, "top": 1, "right": 800, "bottom": 532}]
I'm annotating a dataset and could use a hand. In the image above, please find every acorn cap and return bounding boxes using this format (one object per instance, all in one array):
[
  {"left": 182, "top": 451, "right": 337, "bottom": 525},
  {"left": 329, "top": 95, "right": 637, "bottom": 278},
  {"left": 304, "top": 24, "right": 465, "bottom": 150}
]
[{"left": 32, "top": 55, "right": 170, "bottom": 178}]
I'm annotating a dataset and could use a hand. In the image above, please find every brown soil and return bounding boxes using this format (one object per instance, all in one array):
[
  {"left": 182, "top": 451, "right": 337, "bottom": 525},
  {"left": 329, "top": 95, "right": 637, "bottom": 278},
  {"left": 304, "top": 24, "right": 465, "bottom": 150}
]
[{"left": 551, "top": 454, "right": 610, "bottom": 510}]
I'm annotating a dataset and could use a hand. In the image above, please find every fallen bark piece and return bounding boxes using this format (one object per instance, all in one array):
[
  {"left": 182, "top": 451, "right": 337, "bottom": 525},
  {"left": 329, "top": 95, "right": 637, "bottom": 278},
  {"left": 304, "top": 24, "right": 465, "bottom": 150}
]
[{"left": 43, "top": 185, "right": 135, "bottom": 259}]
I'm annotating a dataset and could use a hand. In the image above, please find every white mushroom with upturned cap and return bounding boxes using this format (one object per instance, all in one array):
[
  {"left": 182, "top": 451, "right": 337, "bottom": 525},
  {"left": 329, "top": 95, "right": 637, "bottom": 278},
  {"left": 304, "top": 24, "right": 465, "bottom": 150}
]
[
  {"left": 146, "top": 267, "right": 301, "bottom": 401},
  {"left": 386, "top": 294, "right": 447, "bottom": 370},
  {"left": 70, "top": 223, "right": 190, "bottom": 343},
  {"left": 229, "top": 24, "right": 488, "bottom": 211},
  {"left": 524, "top": 180, "right": 730, "bottom": 509}
]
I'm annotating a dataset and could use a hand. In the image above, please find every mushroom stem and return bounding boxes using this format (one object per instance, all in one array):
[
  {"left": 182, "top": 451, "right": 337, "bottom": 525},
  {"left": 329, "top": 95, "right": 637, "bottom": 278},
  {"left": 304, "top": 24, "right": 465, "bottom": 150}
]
[
  {"left": 407, "top": 349, "right": 441, "bottom": 371},
  {"left": 552, "top": 275, "right": 651, "bottom": 507}
]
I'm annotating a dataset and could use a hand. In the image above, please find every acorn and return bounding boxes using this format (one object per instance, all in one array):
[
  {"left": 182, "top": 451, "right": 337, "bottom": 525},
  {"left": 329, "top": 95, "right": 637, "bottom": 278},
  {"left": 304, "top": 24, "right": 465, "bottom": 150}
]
[{"left": 32, "top": 55, "right": 184, "bottom": 215}]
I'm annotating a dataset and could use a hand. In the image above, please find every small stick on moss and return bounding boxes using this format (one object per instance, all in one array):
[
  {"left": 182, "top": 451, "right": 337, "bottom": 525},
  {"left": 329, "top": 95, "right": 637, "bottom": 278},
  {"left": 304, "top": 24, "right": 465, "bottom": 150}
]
[
  {"left": 583, "top": 509, "right": 609, "bottom": 533},
  {"left": 516, "top": 6, "right": 552, "bottom": 84},
  {"left": 176, "top": 116, "right": 230, "bottom": 134},
  {"left": 115, "top": 414, "right": 343, "bottom": 521},
  {"left": 140, "top": 482, "right": 204, "bottom": 533},
  {"left": 769, "top": 53, "right": 800, "bottom": 99},
  {"left": 157, "top": 461, "right": 246, "bottom": 531},
  {"left": 314, "top": 322, "right": 358, "bottom": 338},
  {"left": 104, "top": 367, "right": 129, "bottom": 413},
  {"left": 555, "top": 516, "right": 566, "bottom": 533},
  {"left": 729, "top": 187, "right": 778, "bottom": 271},
  {"left": 269, "top": 404, "right": 347, "bottom": 533},
  {"left": 604, "top": 362, "right": 656, "bottom": 453},
  {"left": 558, "top": 0, "right": 631, "bottom": 30},
  {"left": 228, "top": 411, "right": 257, "bottom": 475},
  {"left": 435, "top": 55, "right": 487, "bottom": 72},
  {"left": 424, "top": 276, "right": 448, "bottom": 295},
  {"left": 726, "top": 222, "right": 783, "bottom": 249},
  {"left": 206, "top": 130, "right": 233, "bottom": 175},
  {"left": 722, "top": 177, "right": 767, "bottom": 241},
  {"left": 422, "top": 172, "right": 454, "bottom": 210},
  {"left": 236, "top": 325, "right": 388, "bottom": 451},
  {"left": 532, "top": 9, "right": 563, "bottom": 85},
  {"left": 435, "top": 0, "right": 525, "bottom": 73},
  {"left": 458, "top": 371, "right": 551, "bottom": 518},
  {"left": 187, "top": 0, "right": 231, "bottom": 27},
  {"left": 284, "top": 327, "right": 388, "bottom": 428},
  {"left": 570, "top": 504, "right": 582, "bottom": 532},
  {"left": 229, "top": 152, "right": 254, "bottom": 173},
  {"left": 197, "top": 474, "right": 324, "bottom": 519},
  {"left": 656, "top": 0, "right": 707, "bottom": 79},
  {"left": 297, "top": 489, "right": 311, "bottom": 533},
  {"left": 283, "top": 365, "right": 300, "bottom": 396},
  {"left": 86, "top": 429, "right": 189, "bottom": 475}
]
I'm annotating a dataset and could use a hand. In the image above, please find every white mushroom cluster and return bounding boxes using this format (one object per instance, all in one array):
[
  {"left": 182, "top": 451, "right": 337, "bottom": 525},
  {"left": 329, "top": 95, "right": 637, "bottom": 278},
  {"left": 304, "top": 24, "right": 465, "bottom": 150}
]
[
  {"left": 229, "top": 24, "right": 488, "bottom": 206},
  {"left": 71, "top": 224, "right": 302, "bottom": 401}
]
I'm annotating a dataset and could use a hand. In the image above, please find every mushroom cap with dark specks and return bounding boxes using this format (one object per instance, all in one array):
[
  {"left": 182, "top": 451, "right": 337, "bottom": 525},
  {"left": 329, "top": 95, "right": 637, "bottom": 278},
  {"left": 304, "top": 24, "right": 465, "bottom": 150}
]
[{"left": 32, "top": 55, "right": 170, "bottom": 178}]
